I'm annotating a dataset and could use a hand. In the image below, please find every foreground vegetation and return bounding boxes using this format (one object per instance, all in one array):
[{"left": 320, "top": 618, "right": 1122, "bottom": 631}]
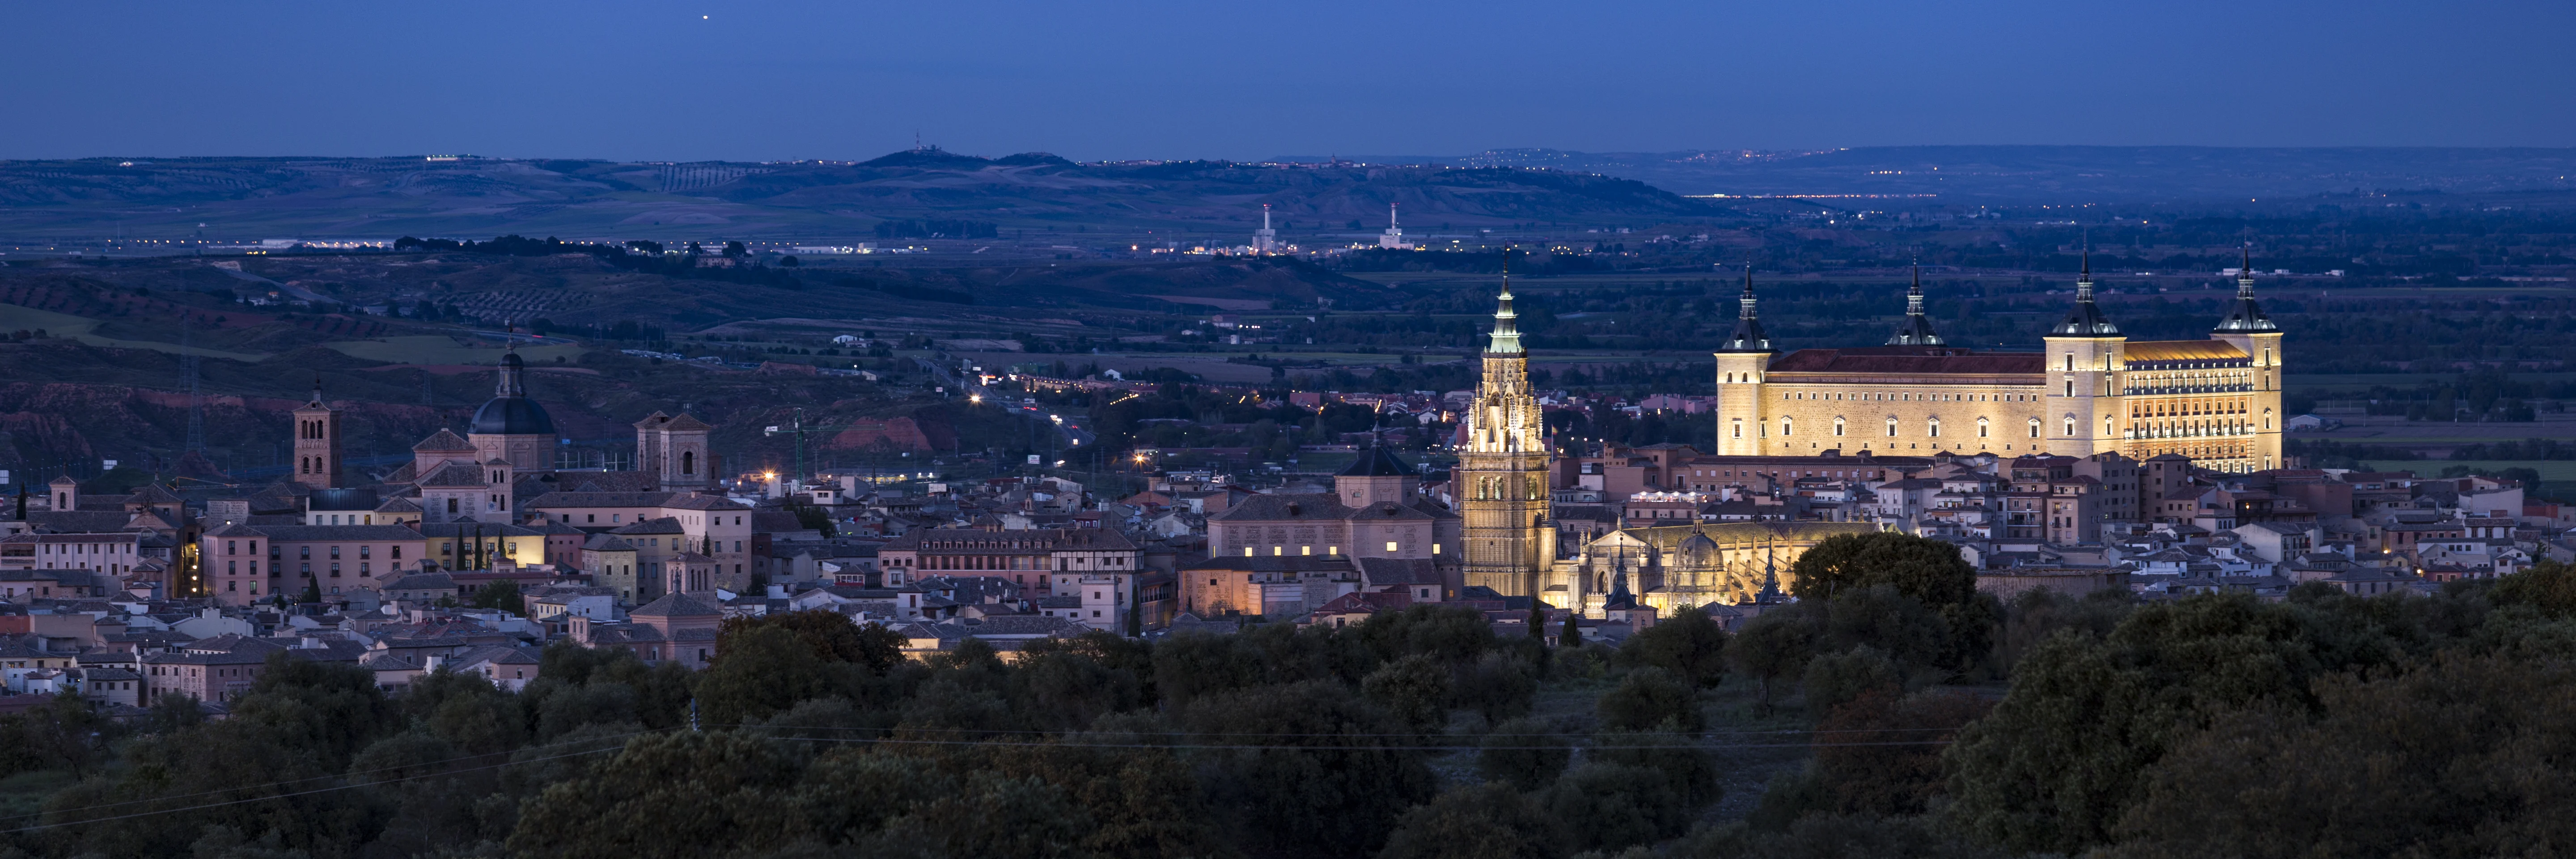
[{"left": 3, "top": 535, "right": 2576, "bottom": 858}]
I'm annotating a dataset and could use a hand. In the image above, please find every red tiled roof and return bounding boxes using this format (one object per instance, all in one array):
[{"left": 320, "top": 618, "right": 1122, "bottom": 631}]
[{"left": 1767, "top": 348, "right": 2044, "bottom": 375}]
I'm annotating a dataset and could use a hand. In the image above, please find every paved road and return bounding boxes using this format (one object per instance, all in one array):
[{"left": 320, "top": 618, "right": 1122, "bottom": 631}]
[{"left": 916, "top": 356, "right": 1094, "bottom": 449}]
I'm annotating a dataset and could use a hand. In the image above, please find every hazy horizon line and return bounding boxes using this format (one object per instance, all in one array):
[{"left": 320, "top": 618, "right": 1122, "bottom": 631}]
[{"left": 15, "top": 142, "right": 2576, "bottom": 166}]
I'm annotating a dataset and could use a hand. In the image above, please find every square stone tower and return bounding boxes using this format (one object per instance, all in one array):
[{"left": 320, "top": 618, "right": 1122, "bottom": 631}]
[{"left": 292, "top": 378, "right": 343, "bottom": 490}]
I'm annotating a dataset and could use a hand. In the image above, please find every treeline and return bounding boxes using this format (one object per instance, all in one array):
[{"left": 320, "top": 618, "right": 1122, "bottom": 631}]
[
  {"left": 829, "top": 276, "right": 975, "bottom": 305},
  {"left": 392, "top": 235, "right": 588, "bottom": 255},
  {"left": 2449, "top": 438, "right": 2576, "bottom": 460},
  {"left": 528, "top": 318, "right": 670, "bottom": 343},
  {"left": 873, "top": 219, "right": 998, "bottom": 239},
  {"left": 1336, "top": 247, "right": 1617, "bottom": 276},
  {"left": 11, "top": 536, "right": 2576, "bottom": 858},
  {"left": 2317, "top": 370, "right": 2566, "bottom": 421},
  {"left": 1549, "top": 407, "right": 1718, "bottom": 450},
  {"left": 2286, "top": 438, "right": 2424, "bottom": 468},
  {"left": 390, "top": 234, "right": 987, "bottom": 304},
  {"left": 391, "top": 234, "right": 805, "bottom": 289}
]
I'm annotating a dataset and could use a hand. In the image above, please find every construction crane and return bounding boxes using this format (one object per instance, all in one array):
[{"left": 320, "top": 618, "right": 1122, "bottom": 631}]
[{"left": 762, "top": 407, "right": 856, "bottom": 486}]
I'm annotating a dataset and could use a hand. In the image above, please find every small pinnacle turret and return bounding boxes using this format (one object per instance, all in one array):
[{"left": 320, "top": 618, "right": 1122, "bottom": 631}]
[
  {"left": 2214, "top": 244, "right": 2279, "bottom": 332},
  {"left": 1885, "top": 264, "right": 1947, "bottom": 346},
  {"left": 2051, "top": 246, "right": 2122, "bottom": 336},
  {"left": 1718, "top": 267, "right": 1773, "bottom": 353},
  {"left": 1754, "top": 538, "right": 1785, "bottom": 605}
]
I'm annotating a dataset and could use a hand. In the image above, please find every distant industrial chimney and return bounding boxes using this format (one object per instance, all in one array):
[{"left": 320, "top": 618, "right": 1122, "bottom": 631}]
[
  {"left": 1378, "top": 203, "right": 1412, "bottom": 250},
  {"left": 1253, "top": 204, "right": 1278, "bottom": 254}
]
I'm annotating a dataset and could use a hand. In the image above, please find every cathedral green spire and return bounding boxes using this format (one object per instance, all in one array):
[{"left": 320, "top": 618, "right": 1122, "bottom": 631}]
[{"left": 1486, "top": 276, "right": 1523, "bottom": 354}]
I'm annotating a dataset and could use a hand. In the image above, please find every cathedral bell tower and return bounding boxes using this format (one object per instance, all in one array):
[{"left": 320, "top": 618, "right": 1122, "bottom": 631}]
[
  {"left": 1460, "top": 276, "right": 1550, "bottom": 598},
  {"left": 1714, "top": 268, "right": 1774, "bottom": 455}
]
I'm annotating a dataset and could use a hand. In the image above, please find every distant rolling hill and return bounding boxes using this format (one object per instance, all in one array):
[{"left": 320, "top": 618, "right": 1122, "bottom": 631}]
[
  {"left": 1290, "top": 146, "right": 2576, "bottom": 203},
  {"left": 0, "top": 150, "right": 1731, "bottom": 241},
  {"left": 17, "top": 145, "right": 2575, "bottom": 243}
]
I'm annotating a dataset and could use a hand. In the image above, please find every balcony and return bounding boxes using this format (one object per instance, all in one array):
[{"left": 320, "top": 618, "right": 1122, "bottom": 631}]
[
  {"left": 2126, "top": 425, "right": 2251, "bottom": 441},
  {"left": 2121, "top": 383, "right": 2253, "bottom": 396}
]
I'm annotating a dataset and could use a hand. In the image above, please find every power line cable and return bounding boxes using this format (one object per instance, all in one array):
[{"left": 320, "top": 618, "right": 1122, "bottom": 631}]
[
  {"left": 732, "top": 723, "right": 1967, "bottom": 740},
  {"left": 733, "top": 732, "right": 1959, "bottom": 753},
  {"left": 7, "top": 744, "right": 634, "bottom": 835},
  {"left": 0, "top": 726, "right": 670, "bottom": 826}
]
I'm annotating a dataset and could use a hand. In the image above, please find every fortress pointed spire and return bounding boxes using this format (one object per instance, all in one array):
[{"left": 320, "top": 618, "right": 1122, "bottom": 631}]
[
  {"left": 1718, "top": 267, "right": 1772, "bottom": 353},
  {"left": 2214, "top": 243, "right": 2279, "bottom": 332},
  {"left": 1885, "top": 263, "right": 1947, "bottom": 346},
  {"left": 2050, "top": 245, "right": 2121, "bottom": 336}
]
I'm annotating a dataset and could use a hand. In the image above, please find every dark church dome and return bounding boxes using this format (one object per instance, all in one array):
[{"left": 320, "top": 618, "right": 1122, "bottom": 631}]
[
  {"left": 470, "top": 349, "right": 557, "bottom": 435},
  {"left": 1677, "top": 531, "right": 1722, "bottom": 567},
  {"left": 471, "top": 397, "right": 557, "bottom": 435}
]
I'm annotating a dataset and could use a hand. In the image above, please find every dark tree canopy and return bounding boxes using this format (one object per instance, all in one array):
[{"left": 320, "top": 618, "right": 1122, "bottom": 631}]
[
  {"left": 38, "top": 554, "right": 2576, "bottom": 859},
  {"left": 2491, "top": 557, "right": 2576, "bottom": 617},
  {"left": 1380, "top": 782, "right": 1565, "bottom": 859},
  {"left": 716, "top": 609, "right": 908, "bottom": 674},
  {"left": 1619, "top": 605, "right": 1729, "bottom": 687},
  {"left": 1790, "top": 531, "right": 1978, "bottom": 607},
  {"left": 1945, "top": 594, "right": 2414, "bottom": 854},
  {"left": 468, "top": 579, "right": 523, "bottom": 612}
]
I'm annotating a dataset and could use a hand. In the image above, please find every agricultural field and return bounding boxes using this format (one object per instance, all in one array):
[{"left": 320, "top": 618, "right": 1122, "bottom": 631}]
[
  {"left": 323, "top": 335, "right": 588, "bottom": 367},
  {"left": 0, "top": 302, "right": 266, "bottom": 361},
  {"left": 2365, "top": 459, "right": 2576, "bottom": 480}
]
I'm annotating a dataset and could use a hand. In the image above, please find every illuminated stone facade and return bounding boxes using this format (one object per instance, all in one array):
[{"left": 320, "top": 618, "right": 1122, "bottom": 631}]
[
  {"left": 1458, "top": 282, "right": 1553, "bottom": 597},
  {"left": 1713, "top": 259, "right": 2285, "bottom": 472},
  {"left": 1548, "top": 522, "right": 1879, "bottom": 617}
]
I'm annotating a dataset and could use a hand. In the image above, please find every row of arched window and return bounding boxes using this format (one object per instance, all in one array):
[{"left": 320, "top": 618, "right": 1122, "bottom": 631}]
[
  {"left": 1473, "top": 476, "right": 1542, "bottom": 501},
  {"left": 1764, "top": 416, "right": 2048, "bottom": 439}
]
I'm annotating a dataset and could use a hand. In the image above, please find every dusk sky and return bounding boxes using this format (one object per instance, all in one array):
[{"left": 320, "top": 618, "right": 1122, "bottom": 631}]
[{"left": 7, "top": 0, "right": 2570, "bottom": 162}]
